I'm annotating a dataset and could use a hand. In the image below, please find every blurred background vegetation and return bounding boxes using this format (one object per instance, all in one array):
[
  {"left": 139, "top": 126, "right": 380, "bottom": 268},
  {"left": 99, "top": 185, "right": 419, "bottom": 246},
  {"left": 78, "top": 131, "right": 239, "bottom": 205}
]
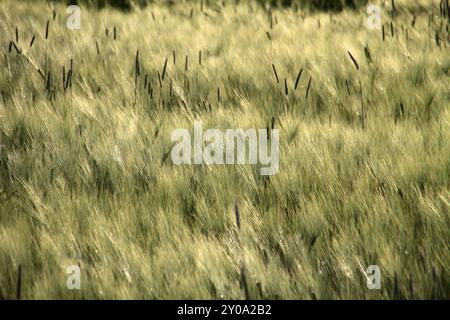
[{"left": 59, "top": 0, "right": 369, "bottom": 11}]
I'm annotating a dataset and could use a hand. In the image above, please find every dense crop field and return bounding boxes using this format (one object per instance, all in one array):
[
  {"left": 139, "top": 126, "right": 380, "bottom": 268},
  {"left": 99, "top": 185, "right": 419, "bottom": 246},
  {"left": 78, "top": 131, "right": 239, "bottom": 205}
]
[{"left": 0, "top": 0, "right": 449, "bottom": 299}]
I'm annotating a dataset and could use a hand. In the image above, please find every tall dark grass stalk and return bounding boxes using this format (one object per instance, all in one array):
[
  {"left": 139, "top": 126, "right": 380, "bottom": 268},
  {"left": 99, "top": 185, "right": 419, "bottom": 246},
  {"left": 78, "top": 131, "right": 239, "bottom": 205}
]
[
  {"left": 347, "top": 50, "right": 364, "bottom": 129},
  {"left": 135, "top": 50, "right": 141, "bottom": 104},
  {"left": 45, "top": 21, "right": 49, "bottom": 40},
  {"left": 16, "top": 265, "right": 22, "bottom": 300},
  {"left": 62, "top": 66, "right": 66, "bottom": 89},
  {"left": 95, "top": 41, "right": 100, "bottom": 55},
  {"left": 64, "top": 59, "right": 73, "bottom": 92},
  {"left": 239, "top": 265, "right": 250, "bottom": 300},
  {"left": 408, "top": 276, "right": 414, "bottom": 299},
  {"left": 272, "top": 64, "right": 279, "bottom": 83},
  {"left": 234, "top": 204, "right": 250, "bottom": 299},
  {"left": 46, "top": 70, "right": 51, "bottom": 93},
  {"left": 269, "top": 9, "right": 273, "bottom": 29},
  {"left": 447, "top": 0, "right": 450, "bottom": 22},
  {"left": 393, "top": 273, "right": 400, "bottom": 299},
  {"left": 29, "top": 35, "right": 35, "bottom": 48},
  {"left": 161, "top": 58, "right": 168, "bottom": 81},
  {"left": 294, "top": 68, "right": 303, "bottom": 90},
  {"left": 235, "top": 203, "right": 240, "bottom": 230},
  {"left": 440, "top": 0, "right": 450, "bottom": 22},
  {"left": 148, "top": 85, "right": 153, "bottom": 99},
  {"left": 157, "top": 71, "right": 162, "bottom": 88},
  {"left": 43, "top": 20, "right": 50, "bottom": 88},
  {"left": 305, "top": 76, "right": 312, "bottom": 101}
]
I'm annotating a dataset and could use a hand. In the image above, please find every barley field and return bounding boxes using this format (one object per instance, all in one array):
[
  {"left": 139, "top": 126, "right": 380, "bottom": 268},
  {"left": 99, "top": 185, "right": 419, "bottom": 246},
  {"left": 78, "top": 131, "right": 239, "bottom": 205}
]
[{"left": 0, "top": 0, "right": 449, "bottom": 299}]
